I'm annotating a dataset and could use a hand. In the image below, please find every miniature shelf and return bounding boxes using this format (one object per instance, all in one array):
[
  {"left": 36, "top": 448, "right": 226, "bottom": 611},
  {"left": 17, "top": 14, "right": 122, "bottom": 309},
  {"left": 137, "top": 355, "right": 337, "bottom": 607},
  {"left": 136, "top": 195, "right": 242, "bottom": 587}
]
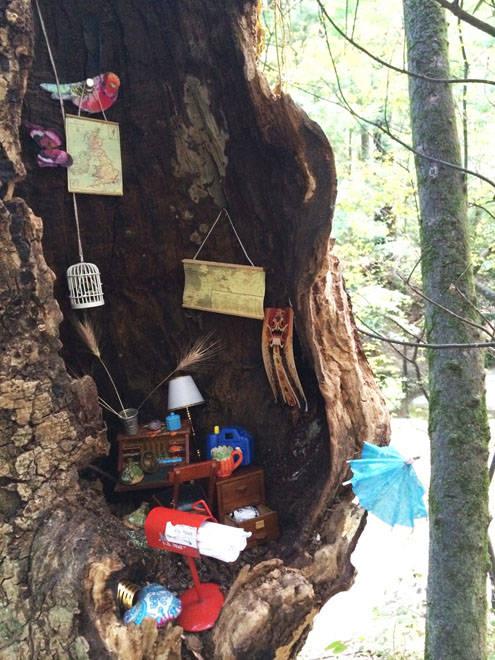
[{"left": 115, "top": 421, "right": 191, "bottom": 492}]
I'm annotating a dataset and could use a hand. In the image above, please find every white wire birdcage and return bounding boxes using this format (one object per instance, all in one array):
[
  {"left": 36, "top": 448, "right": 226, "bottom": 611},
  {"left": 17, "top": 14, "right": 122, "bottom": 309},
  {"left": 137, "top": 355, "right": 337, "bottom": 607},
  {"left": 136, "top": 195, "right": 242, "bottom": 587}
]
[
  {"left": 65, "top": 193, "right": 105, "bottom": 308},
  {"left": 66, "top": 261, "right": 104, "bottom": 309}
]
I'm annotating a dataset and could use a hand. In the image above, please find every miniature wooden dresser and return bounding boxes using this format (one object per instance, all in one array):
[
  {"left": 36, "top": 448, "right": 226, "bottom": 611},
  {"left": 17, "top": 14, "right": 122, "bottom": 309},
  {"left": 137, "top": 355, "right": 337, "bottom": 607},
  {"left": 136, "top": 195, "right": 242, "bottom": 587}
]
[{"left": 215, "top": 466, "right": 279, "bottom": 547}]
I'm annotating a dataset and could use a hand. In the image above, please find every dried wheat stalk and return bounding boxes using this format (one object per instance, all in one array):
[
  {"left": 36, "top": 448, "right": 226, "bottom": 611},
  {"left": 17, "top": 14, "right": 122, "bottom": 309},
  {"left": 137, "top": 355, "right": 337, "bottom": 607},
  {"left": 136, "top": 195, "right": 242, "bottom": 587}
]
[
  {"left": 73, "top": 316, "right": 126, "bottom": 415},
  {"left": 137, "top": 333, "right": 220, "bottom": 410},
  {"left": 74, "top": 316, "right": 219, "bottom": 418}
]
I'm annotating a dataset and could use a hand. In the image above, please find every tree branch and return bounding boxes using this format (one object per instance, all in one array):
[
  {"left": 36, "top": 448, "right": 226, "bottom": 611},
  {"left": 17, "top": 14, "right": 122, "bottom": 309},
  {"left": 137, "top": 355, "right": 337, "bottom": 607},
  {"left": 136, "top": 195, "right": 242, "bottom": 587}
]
[
  {"left": 351, "top": 0, "right": 360, "bottom": 39},
  {"left": 357, "top": 326, "right": 495, "bottom": 349},
  {"left": 386, "top": 314, "right": 423, "bottom": 340},
  {"left": 316, "top": 10, "right": 495, "bottom": 191},
  {"left": 405, "top": 280, "right": 493, "bottom": 338},
  {"left": 490, "top": 451, "right": 495, "bottom": 482},
  {"left": 433, "top": 0, "right": 495, "bottom": 37},
  {"left": 358, "top": 315, "right": 429, "bottom": 400},
  {"left": 471, "top": 202, "right": 495, "bottom": 223},
  {"left": 316, "top": 0, "right": 495, "bottom": 85},
  {"left": 452, "top": 283, "right": 495, "bottom": 336},
  {"left": 476, "top": 279, "right": 495, "bottom": 304}
]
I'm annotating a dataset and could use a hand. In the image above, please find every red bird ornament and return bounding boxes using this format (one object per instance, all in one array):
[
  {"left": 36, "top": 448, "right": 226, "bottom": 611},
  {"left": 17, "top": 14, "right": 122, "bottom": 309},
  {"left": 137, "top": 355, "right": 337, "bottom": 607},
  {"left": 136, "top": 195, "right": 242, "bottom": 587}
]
[{"left": 40, "top": 72, "right": 120, "bottom": 114}]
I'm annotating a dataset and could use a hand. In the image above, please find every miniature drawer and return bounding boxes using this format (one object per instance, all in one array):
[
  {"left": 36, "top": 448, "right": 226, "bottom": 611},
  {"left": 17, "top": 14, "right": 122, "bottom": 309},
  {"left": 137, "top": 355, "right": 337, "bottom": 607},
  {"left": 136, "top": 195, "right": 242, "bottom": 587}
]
[
  {"left": 224, "top": 505, "right": 279, "bottom": 547},
  {"left": 216, "top": 467, "right": 265, "bottom": 520}
]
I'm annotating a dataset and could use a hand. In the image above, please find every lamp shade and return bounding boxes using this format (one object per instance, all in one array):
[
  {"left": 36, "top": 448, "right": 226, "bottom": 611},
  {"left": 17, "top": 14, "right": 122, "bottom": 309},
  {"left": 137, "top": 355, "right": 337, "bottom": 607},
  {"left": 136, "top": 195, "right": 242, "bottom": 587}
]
[{"left": 167, "top": 375, "right": 205, "bottom": 411}]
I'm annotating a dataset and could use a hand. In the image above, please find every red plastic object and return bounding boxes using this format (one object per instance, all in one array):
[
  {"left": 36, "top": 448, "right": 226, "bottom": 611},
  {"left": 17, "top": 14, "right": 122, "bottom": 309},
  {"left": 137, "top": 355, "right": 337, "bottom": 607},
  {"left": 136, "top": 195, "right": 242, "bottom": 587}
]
[
  {"left": 144, "top": 504, "right": 224, "bottom": 631},
  {"left": 178, "top": 556, "right": 224, "bottom": 631},
  {"left": 216, "top": 448, "right": 243, "bottom": 478},
  {"left": 145, "top": 504, "right": 214, "bottom": 557}
]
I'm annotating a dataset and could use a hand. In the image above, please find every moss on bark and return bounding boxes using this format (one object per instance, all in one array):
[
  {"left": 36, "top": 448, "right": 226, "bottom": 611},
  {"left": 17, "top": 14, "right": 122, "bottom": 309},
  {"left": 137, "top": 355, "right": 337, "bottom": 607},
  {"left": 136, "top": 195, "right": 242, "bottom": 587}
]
[{"left": 404, "top": 1, "right": 490, "bottom": 658}]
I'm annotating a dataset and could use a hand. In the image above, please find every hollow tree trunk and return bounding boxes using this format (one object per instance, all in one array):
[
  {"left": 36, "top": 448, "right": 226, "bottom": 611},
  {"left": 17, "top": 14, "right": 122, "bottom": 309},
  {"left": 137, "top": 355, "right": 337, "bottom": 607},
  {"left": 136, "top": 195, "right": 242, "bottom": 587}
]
[{"left": 1, "top": 1, "right": 389, "bottom": 658}]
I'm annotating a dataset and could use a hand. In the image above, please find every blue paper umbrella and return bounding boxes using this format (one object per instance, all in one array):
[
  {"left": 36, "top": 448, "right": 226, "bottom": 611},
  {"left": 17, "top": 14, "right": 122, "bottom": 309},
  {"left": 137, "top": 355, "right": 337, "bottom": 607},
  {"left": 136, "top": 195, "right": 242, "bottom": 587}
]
[{"left": 349, "top": 442, "right": 428, "bottom": 527}]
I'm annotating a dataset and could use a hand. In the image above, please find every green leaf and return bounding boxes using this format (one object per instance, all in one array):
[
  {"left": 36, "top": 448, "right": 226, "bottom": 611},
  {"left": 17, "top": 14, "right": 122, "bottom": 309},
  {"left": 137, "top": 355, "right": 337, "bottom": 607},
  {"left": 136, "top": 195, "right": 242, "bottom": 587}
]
[{"left": 324, "top": 640, "right": 348, "bottom": 653}]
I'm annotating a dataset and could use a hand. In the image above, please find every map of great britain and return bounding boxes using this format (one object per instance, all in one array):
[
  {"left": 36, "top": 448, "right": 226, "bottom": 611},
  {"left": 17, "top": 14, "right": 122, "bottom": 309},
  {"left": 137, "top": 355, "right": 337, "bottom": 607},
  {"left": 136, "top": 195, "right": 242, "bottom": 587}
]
[{"left": 65, "top": 115, "right": 123, "bottom": 196}]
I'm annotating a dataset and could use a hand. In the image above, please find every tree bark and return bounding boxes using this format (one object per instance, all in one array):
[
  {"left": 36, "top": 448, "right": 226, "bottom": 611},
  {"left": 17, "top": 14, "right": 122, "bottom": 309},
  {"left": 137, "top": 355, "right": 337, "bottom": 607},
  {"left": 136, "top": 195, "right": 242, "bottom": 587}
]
[
  {"left": 1, "top": 1, "right": 390, "bottom": 657},
  {"left": 360, "top": 128, "right": 370, "bottom": 161},
  {"left": 403, "top": 2, "right": 490, "bottom": 658},
  {"left": 0, "top": 0, "right": 32, "bottom": 197}
]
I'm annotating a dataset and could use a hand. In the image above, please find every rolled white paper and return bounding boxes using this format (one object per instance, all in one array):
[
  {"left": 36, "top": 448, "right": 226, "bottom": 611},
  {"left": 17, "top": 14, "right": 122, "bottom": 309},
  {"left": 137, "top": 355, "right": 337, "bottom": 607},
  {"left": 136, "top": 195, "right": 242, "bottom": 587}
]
[
  {"left": 164, "top": 522, "right": 198, "bottom": 549},
  {"left": 197, "top": 521, "right": 251, "bottom": 562}
]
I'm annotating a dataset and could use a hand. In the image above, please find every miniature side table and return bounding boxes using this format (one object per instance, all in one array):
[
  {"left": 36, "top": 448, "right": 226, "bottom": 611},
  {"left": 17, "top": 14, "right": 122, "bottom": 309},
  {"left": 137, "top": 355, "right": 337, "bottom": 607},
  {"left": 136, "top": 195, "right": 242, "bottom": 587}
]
[{"left": 115, "top": 421, "right": 191, "bottom": 492}]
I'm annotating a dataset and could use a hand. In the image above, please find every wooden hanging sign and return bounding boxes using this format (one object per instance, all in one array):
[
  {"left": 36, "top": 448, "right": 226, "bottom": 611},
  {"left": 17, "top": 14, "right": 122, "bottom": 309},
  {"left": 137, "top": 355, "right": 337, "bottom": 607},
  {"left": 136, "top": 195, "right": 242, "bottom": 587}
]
[{"left": 182, "top": 259, "right": 265, "bottom": 319}]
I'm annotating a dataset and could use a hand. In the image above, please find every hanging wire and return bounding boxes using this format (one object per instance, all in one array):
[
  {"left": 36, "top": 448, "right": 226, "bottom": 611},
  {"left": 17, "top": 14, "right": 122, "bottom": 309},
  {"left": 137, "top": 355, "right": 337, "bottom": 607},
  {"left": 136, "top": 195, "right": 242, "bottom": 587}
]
[
  {"left": 97, "top": 93, "right": 108, "bottom": 121},
  {"left": 34, "top": 0, "right": 87, "bottom": 263},
  {"left": 223, "top": 209, "right": 256, "bottom": 266},
  {"left": 71, "top": 195, "right": 84, "bottom": 262},
  {"left": 34, "top": 0, "right": 65, "bottom": 121},
  {"left": 76, "top": 80, "right": 87, "bottom": 117},
  {"left": 193, "top": 208, "right": 255, "bottom": 266}
]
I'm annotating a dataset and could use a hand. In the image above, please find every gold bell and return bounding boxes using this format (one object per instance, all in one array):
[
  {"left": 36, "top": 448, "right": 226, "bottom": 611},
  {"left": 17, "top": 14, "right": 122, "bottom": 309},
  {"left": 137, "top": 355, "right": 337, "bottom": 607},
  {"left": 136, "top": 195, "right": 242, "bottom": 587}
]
[{"left": 116, "top": 581, "right": 140, "bottom": 610}]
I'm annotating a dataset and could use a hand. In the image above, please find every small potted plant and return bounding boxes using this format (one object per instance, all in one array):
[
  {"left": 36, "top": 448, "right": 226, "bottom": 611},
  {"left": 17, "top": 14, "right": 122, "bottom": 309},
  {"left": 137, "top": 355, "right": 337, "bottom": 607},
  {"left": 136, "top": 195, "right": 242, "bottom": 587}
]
[{"left": 211, "top": 445, "right": 243, "bottom": 478}]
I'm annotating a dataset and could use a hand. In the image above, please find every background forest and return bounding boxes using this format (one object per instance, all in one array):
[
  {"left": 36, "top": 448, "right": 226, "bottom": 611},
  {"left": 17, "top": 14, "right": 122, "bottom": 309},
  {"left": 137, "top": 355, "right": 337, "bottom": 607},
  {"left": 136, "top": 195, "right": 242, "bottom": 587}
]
[{"left": 261, "top": 0, "right": 495, "bottom": 414}]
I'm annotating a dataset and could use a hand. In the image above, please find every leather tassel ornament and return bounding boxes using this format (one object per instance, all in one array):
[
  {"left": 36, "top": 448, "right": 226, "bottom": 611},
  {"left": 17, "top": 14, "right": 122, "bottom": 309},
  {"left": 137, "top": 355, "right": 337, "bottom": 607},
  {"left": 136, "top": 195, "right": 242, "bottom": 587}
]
[{"left": 262, "top": 308, "right": 307, "bottom": 411}]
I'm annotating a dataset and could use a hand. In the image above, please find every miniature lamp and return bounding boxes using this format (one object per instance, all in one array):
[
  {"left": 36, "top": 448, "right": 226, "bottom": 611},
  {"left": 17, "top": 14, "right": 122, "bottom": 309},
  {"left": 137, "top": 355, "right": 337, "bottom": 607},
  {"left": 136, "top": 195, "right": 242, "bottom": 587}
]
[{"left": 167, "top": 375, "right": 205, "bottom": 457}]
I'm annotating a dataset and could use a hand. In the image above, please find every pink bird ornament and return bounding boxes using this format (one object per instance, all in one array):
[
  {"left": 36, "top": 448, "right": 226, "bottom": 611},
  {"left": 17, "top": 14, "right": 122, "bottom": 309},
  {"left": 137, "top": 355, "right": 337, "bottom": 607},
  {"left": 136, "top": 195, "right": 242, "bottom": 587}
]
[
  {"left": 24, "top": 122, "right": 73, "bottom": 168},
  {"left": 40, "top": 72, "right": 120, "bottom": 114}
]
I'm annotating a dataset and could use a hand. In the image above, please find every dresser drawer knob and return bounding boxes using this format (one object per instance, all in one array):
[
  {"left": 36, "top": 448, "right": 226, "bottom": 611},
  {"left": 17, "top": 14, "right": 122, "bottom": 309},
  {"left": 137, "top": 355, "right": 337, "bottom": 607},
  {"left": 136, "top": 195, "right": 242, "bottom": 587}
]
[{"left": 236, "top": 485, "right": 248, "bottom": 493}]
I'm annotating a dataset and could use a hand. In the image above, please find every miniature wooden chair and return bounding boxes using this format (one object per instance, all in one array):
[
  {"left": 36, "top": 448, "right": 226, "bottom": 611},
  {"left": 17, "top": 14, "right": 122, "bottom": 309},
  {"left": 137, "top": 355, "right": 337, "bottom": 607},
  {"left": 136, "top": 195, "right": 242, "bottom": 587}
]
[{"left": 170, "top": 460, "right": 219, "bottom": 511}]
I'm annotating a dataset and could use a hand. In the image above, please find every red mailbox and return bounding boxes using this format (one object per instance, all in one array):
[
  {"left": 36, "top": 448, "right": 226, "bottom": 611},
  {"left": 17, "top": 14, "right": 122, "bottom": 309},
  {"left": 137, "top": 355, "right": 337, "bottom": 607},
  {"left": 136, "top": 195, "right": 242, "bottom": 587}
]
[
  {"left": 144, "top": 501, "right": 224, "bottom": 632},
  {"left": 145, "top": 505, "right": 214, "bottom": 558}
]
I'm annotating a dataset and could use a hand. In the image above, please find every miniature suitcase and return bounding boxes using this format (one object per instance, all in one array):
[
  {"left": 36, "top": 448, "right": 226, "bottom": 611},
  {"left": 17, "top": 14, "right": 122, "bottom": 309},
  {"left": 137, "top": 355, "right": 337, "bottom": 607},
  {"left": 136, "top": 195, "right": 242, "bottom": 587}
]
[
  {"left": 206, "top": 426, "right": 253, "bottom": 466},
  {"left": 215, "top": 466, "right": 278, "bottom": 547}
]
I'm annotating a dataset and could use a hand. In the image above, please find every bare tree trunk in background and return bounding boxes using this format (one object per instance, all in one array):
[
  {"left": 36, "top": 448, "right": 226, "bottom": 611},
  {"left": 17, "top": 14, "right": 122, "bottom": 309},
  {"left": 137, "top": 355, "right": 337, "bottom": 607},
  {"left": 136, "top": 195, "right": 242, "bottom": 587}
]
[
  {"left": 360, "top": 128, "right": 370, "bottom": 161},
  {"left": 1, "top": 1, "right": 389, "bottom": 657},
  {"left": 403, "top": 2, "right": 490, "bottom": 658}
]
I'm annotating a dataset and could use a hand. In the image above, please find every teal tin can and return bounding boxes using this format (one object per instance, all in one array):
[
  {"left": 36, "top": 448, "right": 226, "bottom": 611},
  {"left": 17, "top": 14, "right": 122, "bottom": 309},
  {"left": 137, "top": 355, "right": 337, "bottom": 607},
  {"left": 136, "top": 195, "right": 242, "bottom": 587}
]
[{"left": 166, "top": 412, "right": 181, "bottom": 431}]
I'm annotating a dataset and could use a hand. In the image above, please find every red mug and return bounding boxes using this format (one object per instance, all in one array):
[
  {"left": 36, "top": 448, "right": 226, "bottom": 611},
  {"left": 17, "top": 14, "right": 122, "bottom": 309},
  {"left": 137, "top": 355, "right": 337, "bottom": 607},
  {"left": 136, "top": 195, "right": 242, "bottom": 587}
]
[{"left": 217, "top": 448, "right": 243, "bottom": 478}]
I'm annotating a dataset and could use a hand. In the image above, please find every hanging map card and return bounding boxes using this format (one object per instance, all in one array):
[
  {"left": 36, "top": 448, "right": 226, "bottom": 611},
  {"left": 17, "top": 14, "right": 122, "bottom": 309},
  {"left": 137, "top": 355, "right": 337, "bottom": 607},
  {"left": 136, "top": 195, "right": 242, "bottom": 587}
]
[
  {"left": 65, "top": 115, "right": 123, "bottom": 195},
  {"left": 182, "top": 259, "right": 265, "bottom": 319}
]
